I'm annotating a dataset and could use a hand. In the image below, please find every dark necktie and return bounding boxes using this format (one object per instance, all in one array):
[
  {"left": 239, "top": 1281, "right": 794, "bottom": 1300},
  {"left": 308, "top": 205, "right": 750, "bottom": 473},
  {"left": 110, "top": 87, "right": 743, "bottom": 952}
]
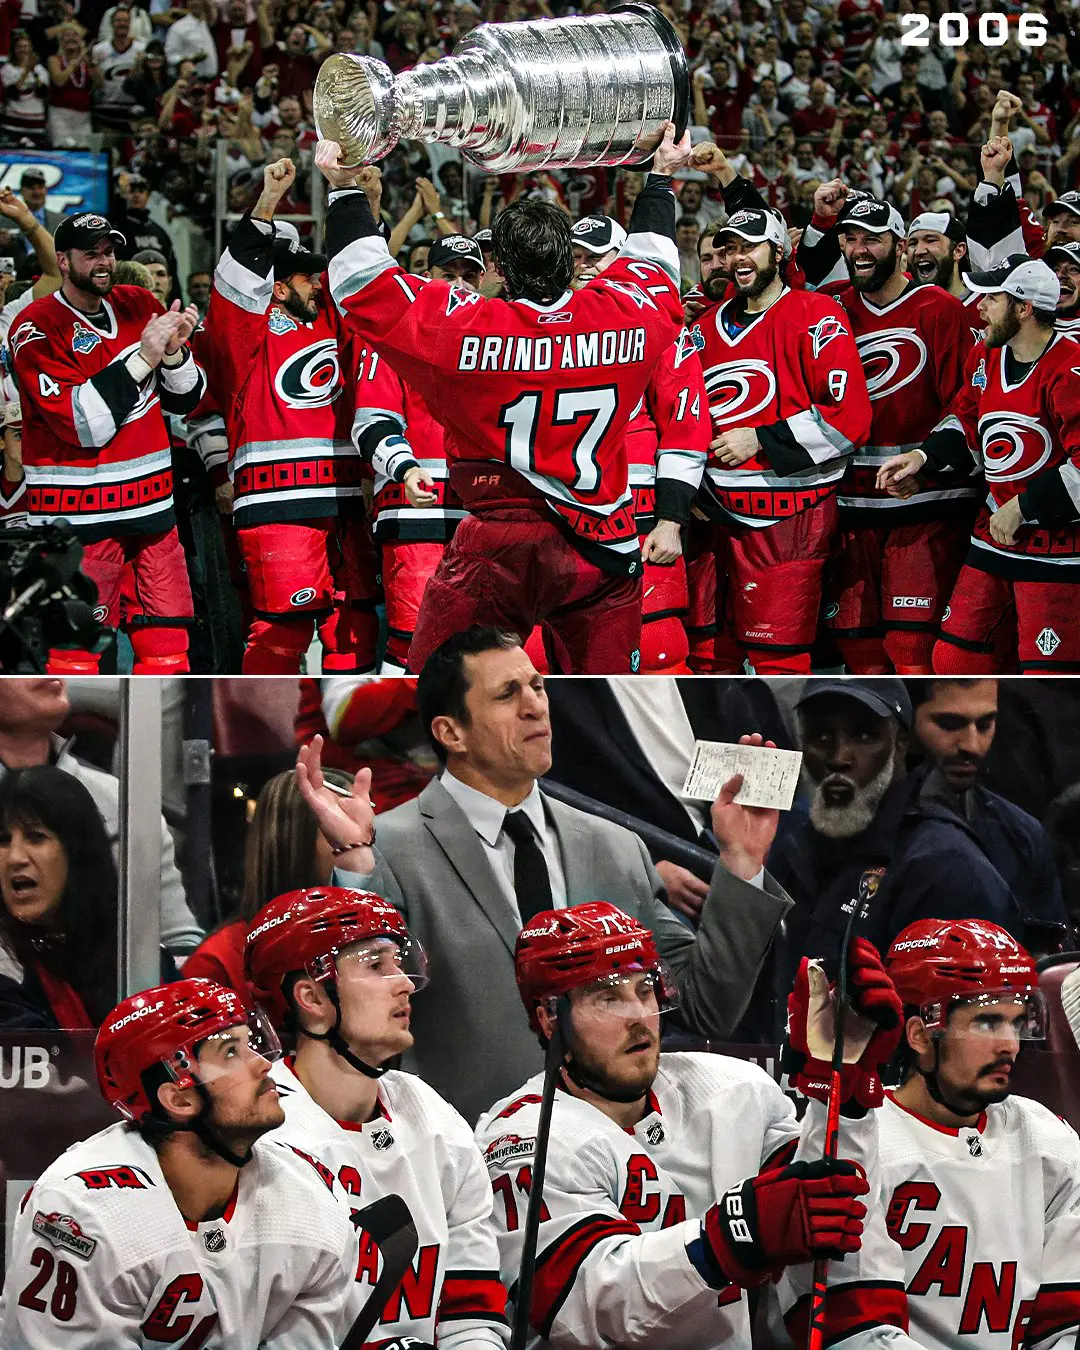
[{"left": 502, "top": 809, "right": 553, "bottom": 926}]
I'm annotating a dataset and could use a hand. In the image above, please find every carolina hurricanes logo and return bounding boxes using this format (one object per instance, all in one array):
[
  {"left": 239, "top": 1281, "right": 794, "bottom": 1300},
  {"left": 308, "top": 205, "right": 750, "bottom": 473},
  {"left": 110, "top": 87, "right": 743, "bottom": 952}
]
[
  {"left": 704, "top": 359, "right": 776, "bottom": 427},
  {"left": 979, "top": 412, "right": 1052, "bottom": 483},
  {"left": 808, "top": 316, "right": 848, "bottom": 359},
  {"left": 855, "top": 328, "right": 928, "bottom": 402},
  {"left": 273, "top": 339, "right": 342, "bottom": 410}
]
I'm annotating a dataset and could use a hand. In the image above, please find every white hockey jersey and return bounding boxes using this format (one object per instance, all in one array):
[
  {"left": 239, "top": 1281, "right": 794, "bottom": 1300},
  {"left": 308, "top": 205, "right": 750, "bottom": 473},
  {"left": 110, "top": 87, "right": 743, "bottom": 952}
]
[
  {"left": 475, "top": 1052, "right": 910, "bottom": 1350},
  {"left": 877, "top": 1091, "right": 1080, "bottom": 1350},
  {"left": 0, "top": 1121, "right": 359, "bottom": 1349},
  {"left": 266, "top": 1058, "right": 509, "bottom": 1350}
]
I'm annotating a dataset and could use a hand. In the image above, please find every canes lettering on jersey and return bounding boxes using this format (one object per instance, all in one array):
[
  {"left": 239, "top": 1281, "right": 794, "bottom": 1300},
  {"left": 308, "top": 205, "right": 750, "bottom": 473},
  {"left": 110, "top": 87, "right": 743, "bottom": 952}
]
[
  {"left": 877, "top": 1092, "right": 1080, "bottom": 1350},
  {"left": 0, "top": 1122, "right": 359, "bottom": 1349},
  {"left": 265, "top": 1060, "right": 509, "bottom": 1349}
]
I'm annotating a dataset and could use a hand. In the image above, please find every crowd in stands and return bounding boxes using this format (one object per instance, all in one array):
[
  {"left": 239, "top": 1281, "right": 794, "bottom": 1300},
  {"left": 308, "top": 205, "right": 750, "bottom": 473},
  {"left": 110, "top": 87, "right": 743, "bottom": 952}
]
[
  {"left": 0, "top": 0, "right": 1079, "bottom": 674},
  {"left": 1, "top": 666, "right": 1078, "bottom": 1064}
]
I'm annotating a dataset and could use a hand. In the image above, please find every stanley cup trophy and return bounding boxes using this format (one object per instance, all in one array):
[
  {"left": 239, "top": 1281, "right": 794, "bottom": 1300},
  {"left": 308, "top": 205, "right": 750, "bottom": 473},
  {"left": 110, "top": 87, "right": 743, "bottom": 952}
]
[{"left": 313, "top": 2, "right": 689, "bottom": 174}]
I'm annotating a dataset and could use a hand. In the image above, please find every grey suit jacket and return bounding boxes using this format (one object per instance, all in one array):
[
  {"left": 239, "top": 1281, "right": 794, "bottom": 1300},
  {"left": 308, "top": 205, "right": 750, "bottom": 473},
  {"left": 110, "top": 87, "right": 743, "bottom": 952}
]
[{"left": 336, "top": 777, "right": 792, "bottom": 1124}]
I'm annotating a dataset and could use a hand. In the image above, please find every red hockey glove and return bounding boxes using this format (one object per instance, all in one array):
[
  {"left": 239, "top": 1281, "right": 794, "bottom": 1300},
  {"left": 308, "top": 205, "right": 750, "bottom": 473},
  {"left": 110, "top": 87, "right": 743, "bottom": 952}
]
[
  {"left": 783, "top": 938, "right": 904, "bottom": 1111},
  {"left": 703, "top": 1159, "right": 868, "bottom": 1288}
]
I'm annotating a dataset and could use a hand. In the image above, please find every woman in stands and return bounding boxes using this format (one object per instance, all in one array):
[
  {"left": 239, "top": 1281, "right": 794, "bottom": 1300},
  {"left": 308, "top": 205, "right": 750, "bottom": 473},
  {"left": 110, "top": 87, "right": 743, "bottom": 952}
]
[
  {"left": 183, "top": 766, "right": 352, "bottom": 992},
  {"left": 0, "top": 766, "right": 118, "bottom": 1028}
]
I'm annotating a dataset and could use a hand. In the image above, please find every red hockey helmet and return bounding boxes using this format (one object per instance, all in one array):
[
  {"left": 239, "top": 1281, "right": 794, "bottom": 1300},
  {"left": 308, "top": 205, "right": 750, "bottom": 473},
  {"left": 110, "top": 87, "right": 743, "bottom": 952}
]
[
  {"left": 886, "top": 919, "right": 1045, "bottom": 1037},
  {"left": 245, "top": 886, "right": 429, "bottom": 1028},
  {"left": 515, "top": 902, "right": 677, "bottom": 1032},
  {"left": 95, "top": 979, "right": 281, "bottom": 1123}
]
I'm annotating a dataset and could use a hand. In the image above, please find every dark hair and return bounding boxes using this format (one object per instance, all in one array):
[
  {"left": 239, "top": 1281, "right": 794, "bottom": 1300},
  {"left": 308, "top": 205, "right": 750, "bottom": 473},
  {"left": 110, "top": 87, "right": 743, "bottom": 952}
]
[
  {"left": 240, "top": 766, "right": 353, "bottom": 922},
  {"left": 416, "top": 626, "right": 522, "bottom": 762},
  {"left": 1032, "top": 304, "right": 1057, "bottom": 329},
  {"left": 0, "top": 766, "right": 118, "bottom": 1024},
  {"left": 492, "top": 199, "right": 575, "bottom": 303},
  {"left": 906, "top": 677, "right": 997, "bottom": 712}
]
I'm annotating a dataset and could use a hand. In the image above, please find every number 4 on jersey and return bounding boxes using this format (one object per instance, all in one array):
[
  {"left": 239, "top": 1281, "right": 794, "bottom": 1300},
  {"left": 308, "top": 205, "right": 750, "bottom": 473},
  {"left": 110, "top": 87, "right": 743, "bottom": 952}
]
[{"left": 38, "top": 373, "right": 61, "bottom": 398}]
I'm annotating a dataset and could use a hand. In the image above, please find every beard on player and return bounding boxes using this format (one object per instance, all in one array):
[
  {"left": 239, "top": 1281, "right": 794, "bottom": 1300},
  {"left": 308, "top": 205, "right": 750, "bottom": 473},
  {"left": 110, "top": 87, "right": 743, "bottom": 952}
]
[
  {"left": 847, "top": 237, "right": 899, "bottom": 293},
  {"left": 730, "top": 246, "right": 779, "bottom": 300},
  {"left": 492, "top": 198, "right": 575, "bottom": 304},
  {"left": 280, "top": 282, "right": 321, "bottom": 323},
  {"left": 983, "top": 299, "right": 1023, "bottom": 350},
  {"left": 702, "top": 265, "right": 732, "bottom": 302},
  {"left": 66, "top": 250, "right": 116, "bottom": 298},
  {"left": 1056, "top": 267, "right": 1080, "bottom": 317},
  {"left": 909, "top": 242, "right": 957, "bottom": 289}
]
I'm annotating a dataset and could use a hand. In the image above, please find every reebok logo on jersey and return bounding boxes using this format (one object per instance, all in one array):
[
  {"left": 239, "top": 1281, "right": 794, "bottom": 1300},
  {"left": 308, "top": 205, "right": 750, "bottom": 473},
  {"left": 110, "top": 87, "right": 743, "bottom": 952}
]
[
  {"left": 71, "top": 323, "right": 102, "bottom": 355},
  {"left": 808, "top": 316, "right": 848, "bottom": 359},
  {"left": 537, "top": 310, "right": 573, "bottom": 324},
  {"left": 1036, "top": 627, "right": 1061, "bottom": 657},
  {"left": 485, "top": 1134, "right": 536, "bottom": 1167},
  {"left": 33, "top": 1211, "right": 97, "bottom": 1260}
]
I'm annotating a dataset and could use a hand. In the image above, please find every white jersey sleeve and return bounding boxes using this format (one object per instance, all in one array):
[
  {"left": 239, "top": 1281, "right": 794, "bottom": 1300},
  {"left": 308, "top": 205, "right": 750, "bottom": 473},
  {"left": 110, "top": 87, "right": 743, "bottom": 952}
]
[
  {"left": 1012, "top": 1106, "right": 1080, "bottom": 1350},
  {"left": 429, "top": 1093, "right": 509, "bottom": 1350},
  {"left": 778, "top": 1099, "right": 912, "bottom": 1350},
  {"left": 476, "top": 1055, "right": 807, "bottom": 1350},
  {"left": 2, "top": 1181, "right": 149, "bottom": 1349}
]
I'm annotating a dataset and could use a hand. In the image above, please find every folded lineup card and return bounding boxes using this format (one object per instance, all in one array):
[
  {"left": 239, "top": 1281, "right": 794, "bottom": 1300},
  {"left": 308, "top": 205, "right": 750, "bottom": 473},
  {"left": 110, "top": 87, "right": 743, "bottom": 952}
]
[{"left": 681, "top": 741, "right": 804, "bottom": 811}]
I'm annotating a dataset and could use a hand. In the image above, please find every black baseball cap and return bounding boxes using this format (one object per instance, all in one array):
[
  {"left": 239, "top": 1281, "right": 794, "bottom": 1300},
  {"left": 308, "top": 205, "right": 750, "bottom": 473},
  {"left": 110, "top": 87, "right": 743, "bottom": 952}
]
[
  {"left": 272, "top": 236, "right": 327, "bottom": 279},
  {"left": 837, "top": 196, "right": 906, "bottom": 238},
  {"left": 428, "top": 235, "right": 484, "bottom": 270},
  {"left": 1044, "top": 191, "right": 1080, "bottom": 222},
  {"left": 797, "top": 678, "right": 913, "bottom": 728},
  {"left": 570, "top": 214, "right": 627, "bottom": 255},
  {"left": 473, "top": 227, "right": 493, "bottom": 253},
  {"left": 1046, "top": 240, "right": 1080, "bottom": 269},
  {"left": 53, "top": 212, "right": 126, "bottom": 252},
  {"left": 20, "top": 167, "right": 46, "bottom": 186}
]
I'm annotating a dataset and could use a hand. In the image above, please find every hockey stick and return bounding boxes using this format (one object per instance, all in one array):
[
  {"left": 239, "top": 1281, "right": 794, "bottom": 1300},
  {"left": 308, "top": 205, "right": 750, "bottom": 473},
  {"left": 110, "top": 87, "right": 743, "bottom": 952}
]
[
  {"left": 340, "top": 1194, "right": 420, "bottom": 1350},
  {"left": 805, "top": 869, "right": 882, "bottom": 1350},
  {"left": 510, "top": 994, "right": 570, "bottom": 1350}
]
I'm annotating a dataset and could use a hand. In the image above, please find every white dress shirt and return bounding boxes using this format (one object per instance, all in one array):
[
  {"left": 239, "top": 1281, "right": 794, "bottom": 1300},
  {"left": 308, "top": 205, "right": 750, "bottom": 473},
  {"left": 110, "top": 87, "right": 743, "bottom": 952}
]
[{"left": 440, "top": 771, "right": 567, "bottom": 922}]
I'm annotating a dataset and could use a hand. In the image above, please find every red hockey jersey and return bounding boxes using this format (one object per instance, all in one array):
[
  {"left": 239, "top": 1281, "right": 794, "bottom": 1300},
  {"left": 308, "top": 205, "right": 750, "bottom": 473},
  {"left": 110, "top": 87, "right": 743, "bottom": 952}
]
[
  {"left": 927, "top": 334, "right": 1080, "bottom": 580},
  {"left": 693, "top": 286, "right": 872, "bottom": 527},
  {"left": 326, "top": 180, "right": 685, "bottom": 575},
  {"left": 822, "top": 281, "right": 978, "bottom": 520},
  {"left": 625, "top": 330, "right": 710, "bottom": 534},
  {"left": 206, "top": 216, "right": 363, "bottom": 527},
  {"left": 351, "top": 342, "right": 465, "bottom": 544},
  {"left": 0, "top": 472, "right": 27, "bottom": 528},
  {"left": 10, "top": 286, "right": 206, "bottom": 541}
]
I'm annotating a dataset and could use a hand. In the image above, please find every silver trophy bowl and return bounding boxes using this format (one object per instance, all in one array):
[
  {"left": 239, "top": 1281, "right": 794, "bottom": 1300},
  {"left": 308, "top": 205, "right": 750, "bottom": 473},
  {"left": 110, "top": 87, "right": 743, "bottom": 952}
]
[{"left": 314, "top": 2, "right": 688, "bottom": 173}]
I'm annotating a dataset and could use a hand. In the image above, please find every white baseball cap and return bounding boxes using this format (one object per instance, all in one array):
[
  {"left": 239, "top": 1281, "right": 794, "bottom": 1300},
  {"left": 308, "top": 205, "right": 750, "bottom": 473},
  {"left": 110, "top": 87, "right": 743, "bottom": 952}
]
[
  {"left": 2, "top": 399, "right": 21, "bottom": 429},
  {"left": 714, "top": 207, "right": 786, "bottom": 250},
  {"left": 965, "top": 254, "right": 1061, "bottom": 310}
]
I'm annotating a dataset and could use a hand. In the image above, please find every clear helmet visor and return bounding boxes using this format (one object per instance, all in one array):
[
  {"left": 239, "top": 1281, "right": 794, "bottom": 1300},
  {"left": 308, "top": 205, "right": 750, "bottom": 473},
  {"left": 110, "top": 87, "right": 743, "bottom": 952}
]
[
  {"left": 921, "top": 989, "right": 1047, "bottom": 1041},
  {"left": 166, "top": 1007, "right": 283, "bottom": 1094},
  {"left": 548, "top": 963, "right": 680, "bottom": 1024},
  {"left": 310, "top": 934, "right": 430, "bottom": 992}
]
